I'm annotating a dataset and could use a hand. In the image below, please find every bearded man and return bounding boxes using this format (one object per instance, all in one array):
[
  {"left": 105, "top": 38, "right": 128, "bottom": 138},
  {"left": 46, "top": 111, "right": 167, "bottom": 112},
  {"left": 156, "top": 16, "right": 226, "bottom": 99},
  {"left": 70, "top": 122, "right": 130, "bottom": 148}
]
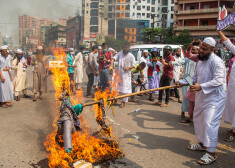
[{"left": 177, "top": 37, "right": 226, "bottom": 165}]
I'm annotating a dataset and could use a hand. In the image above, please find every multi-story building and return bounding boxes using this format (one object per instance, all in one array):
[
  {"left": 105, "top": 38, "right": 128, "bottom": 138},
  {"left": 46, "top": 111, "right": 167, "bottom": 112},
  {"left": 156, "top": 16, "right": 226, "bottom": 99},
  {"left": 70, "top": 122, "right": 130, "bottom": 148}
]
[
  {"left": 82, "top": 0, "right": 108, "bottom": 47},
  {"left": 173, "top": 0, "right": 235, "bottom": 46},
  {"left": 45, "top": 24, "right": 67, "bottom": 48},
  {"left": 19, "top": 15, "right": 68, "bottom": 51},
  {"left": 66, "top": 15, "right": 82, "bottom": 49}
]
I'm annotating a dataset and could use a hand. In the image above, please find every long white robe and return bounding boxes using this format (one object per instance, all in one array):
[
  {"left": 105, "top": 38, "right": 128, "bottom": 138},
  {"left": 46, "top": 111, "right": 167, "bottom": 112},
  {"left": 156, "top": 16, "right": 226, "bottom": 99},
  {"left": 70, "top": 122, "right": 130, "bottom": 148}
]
[
  {"left": 192, "top": 53, "right": 226, "bottom": 148},
  {"left": 12, "top": 58, "right": 27, "bottom": 92},
  {"left": 73, "top": 52, "right": 84, "bottom": 84},
  {"left": 114, "top": 52, "right": 136, "bottom": 94},
  {"left": 0, "top": 55, "right": 14, "bottom": 102},
  {"left": 223, "top": 43, "right": 235, "bottom": 128},
  {"left": 140, "top": 56, "right": 148, "bottom": 85}
]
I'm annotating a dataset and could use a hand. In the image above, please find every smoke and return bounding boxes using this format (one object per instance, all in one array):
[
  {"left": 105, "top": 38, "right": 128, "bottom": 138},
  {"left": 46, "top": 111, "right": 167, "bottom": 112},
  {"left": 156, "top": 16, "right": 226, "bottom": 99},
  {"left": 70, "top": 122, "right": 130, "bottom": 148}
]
[{"left": 0, "top": 0, "right": 80, "bottom": 47}]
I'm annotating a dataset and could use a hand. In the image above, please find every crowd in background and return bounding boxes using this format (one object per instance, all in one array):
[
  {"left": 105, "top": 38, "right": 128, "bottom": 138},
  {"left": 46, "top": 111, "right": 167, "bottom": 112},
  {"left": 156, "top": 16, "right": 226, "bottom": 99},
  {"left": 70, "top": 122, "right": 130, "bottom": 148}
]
[{"left": 0, "top": 29, "right": 235, "bottom": 165}]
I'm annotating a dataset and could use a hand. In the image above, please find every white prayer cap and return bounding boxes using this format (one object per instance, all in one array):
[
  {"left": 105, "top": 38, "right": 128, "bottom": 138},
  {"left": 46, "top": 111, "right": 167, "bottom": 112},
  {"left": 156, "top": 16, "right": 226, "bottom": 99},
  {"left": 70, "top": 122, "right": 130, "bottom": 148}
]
[
  {"left": 69, "top": 48, "right": 74, "bottom": 51},
  {"left": 37, "top": 46, "right": 43, "bottom": 50},
  {"left": 143, "top": 50, "right": 148, "bottom": 53},
  {"left": 16, "top": 49, "right": 23, "bottom": 54},
  {"left": 0, "top": 45, "right": 8, "bottom": 50},
  {"left": 98, "top": 46, "right": 102, "bottom": 50},
  {"left": 108, "top": 47, "right": 115, "bottom": 52},
  {"left": 203, "top": 37, "right": 216, "bottom": 47}
]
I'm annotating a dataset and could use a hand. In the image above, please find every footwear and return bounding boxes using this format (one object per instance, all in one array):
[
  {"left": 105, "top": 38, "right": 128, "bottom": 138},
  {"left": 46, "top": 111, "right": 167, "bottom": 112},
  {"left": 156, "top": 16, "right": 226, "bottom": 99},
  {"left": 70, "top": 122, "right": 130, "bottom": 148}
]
[
  {"left": 188, "top": 143, "right": 206, "bottom": 151},
  {"left": 178, "top": 99, "right": 182, "bottom": 103},
  {"left": 181, "top": 117, "right": 191, "bottom": 123},
  {"left": 148, "top": 97, "right": 155, "bottom": 101},
  {"left": 155, "top": 102, "right": 162, "bottom": 106},
  {"left": 119, "top": 102, "right": 125, "bottom": 108},
  {"left": 223, "top": 133, "right": 235, "bottom": 142},
  {"left": 33, "top": 94, "right": 37, "bottom": 101},
  {"left": 16, "top": 96, "right": 20, "bottom": 101},
  {"left": 6, "top": 102, "right": 12, "bottom": 107},
  {"left": 1, "top": 103, "right": 8, "bottom": 108},
  {"left": 198, "top": 153, "right": 216, "bottom": 165},
  {"left": 39, "top": 95, "right": 43, "bottom": 100}
]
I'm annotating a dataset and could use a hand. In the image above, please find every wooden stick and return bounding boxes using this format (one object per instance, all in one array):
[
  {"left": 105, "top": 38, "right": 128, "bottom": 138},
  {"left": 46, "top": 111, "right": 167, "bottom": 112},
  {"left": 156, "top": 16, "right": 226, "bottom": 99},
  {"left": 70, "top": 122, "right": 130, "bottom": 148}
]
[{"left": 82, "top": 84, "right": 189, "bottom": 107}]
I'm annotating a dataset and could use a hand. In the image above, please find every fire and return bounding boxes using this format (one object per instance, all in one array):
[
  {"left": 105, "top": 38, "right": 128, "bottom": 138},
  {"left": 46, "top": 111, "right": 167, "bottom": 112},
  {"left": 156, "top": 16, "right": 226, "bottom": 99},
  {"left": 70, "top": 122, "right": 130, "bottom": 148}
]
[{"left": 44, "top": 47, "right": 123, "bottom": 168}]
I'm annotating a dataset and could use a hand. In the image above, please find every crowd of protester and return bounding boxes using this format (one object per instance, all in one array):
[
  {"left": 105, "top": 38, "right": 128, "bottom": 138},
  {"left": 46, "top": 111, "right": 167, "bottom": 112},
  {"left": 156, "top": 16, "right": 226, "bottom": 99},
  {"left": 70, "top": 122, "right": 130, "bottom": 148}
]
[{"left": 0, "top": 29, "right": 234, "bottom": 165}]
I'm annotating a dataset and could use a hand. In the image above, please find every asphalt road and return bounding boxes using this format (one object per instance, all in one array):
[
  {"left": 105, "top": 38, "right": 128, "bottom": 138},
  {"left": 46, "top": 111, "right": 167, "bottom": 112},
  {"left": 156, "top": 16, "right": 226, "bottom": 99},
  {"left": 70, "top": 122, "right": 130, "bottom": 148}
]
[{"left": 0, "top": 68, "right": 234, "bottom": 168}]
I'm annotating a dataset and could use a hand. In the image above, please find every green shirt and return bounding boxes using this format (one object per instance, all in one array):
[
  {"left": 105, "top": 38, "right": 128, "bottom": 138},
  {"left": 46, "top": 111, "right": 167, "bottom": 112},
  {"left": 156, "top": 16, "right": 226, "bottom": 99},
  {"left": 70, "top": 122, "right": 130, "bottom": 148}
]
[{"left": 66, "top": 54, "right": 74, "bottom": 74}]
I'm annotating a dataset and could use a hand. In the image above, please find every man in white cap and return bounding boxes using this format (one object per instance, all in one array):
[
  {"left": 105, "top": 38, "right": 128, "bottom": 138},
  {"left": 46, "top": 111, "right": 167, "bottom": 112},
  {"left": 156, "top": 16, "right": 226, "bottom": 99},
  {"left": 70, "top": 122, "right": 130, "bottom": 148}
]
[
  {"left": 140, "top": 50, "right": 149, "bottom": 90},
  {"left": 31, "top": 46, "right": 48, "bottom": 101},
  {"left": 177, "top": 37, "right": 226, "bottom": 165},
  {"left": 12, "top": 49, "right": 28, "bottom": 101},
  {"left": 0, "top": 45, "right": 14, "bottom": 107}
]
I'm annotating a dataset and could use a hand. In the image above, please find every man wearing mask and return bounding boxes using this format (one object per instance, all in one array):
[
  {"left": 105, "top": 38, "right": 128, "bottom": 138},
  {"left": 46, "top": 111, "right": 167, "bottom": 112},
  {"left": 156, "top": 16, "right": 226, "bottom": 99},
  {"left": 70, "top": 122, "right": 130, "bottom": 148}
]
[
  {"left": 147, "top": 48, "right": 162, "bottom": 101},
  {"left": 31, "top": 46, "right": 48, "bottom": 101},
  {"left": 66, "top": 48, "right": 77, "bottom": 93},
  {"left": 12, "top": 49, "right": 28, "bottom": 101},
  {"left": 0, "top": 45, "right": 14, "bottom": 108},
  {"left": 170, "top": 48, "right": 183, "bottom": 103},
  {"left": 109, "top": 42, "right": 136, "bottom": 108},
  {"left": 73, "top": 46, "right": 84, "bottom": 90},
  {"left": 98, "top": 43, "right": 113, "bottom": 91},
  {"left": 177, "top": 37, "right": 226, "bottom": 165},
  {"left": 86, "top": 45, "right": 99, "bottom": 98},
  {"left": 155, "top": 46, "right": 174, "bottom": 107}
]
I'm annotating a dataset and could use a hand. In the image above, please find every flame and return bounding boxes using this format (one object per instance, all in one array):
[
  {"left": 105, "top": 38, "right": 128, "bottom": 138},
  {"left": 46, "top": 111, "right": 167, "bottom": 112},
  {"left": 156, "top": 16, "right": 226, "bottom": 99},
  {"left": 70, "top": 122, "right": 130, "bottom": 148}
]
[{"left": 44, "top": 47, "right": 123, "bottom": 167}]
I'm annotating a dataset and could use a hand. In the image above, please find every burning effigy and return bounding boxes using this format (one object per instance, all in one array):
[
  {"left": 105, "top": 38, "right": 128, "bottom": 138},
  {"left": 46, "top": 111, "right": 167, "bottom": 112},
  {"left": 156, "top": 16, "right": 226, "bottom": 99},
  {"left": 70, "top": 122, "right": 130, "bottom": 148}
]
[{"left": 44, "top": 47, "right": 123, "bottom": 168}]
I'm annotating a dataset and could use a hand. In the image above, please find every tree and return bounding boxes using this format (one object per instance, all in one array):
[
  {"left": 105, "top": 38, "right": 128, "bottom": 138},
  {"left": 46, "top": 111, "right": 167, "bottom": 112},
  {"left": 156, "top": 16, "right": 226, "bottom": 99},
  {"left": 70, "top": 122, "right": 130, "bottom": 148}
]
[
  {"left": 165, "top": 29, "right": 191, "bottom": 49},
  {"left": 103, "top": 36, "right": 128, "bottom": 51},
  {"left": 141, "top": 27, "right": 162, "bottom": 43}
]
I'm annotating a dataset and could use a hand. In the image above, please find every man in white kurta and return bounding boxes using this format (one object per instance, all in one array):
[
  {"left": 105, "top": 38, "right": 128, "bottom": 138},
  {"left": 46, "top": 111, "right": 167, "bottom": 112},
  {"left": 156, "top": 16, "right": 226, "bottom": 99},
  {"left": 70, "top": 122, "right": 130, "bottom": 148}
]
[
  {"left": 12, "top": 49, "right": 28, "bottom": 101},
  {"left": 0, "top": 45, "right": 14, "bottom": 107},
  {"left": 178, "top": 37, "right": 226, "bottom": 165},
  {"left": 110, "top": 43, "right": 136, "bottom": 108},
  {"left": 140, "top": 50, "right": 149, "bottom": 90},
  {"left": 73, "top": 51, "right": 84, "bottom": 90},
  {"left": 218, "top": 31, "right": 235, "bottom": 141}
]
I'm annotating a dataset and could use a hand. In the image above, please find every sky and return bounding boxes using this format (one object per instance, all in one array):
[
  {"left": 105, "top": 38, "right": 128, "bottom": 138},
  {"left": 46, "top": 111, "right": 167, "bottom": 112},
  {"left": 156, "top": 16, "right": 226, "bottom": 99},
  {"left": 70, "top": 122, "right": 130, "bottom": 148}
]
[{"left": 0, "top": 0, "right": 82, "bottom": 46}]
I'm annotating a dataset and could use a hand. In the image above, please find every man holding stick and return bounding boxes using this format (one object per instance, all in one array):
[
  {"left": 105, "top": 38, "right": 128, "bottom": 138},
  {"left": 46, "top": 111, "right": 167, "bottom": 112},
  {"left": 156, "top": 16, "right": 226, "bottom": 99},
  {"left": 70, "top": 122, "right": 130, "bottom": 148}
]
[
  {"left": 109, "top": 42, "right": 136, "bottom": 108},
  {"left": 176, "top": 37, "right": 226, "bottom": 165}
]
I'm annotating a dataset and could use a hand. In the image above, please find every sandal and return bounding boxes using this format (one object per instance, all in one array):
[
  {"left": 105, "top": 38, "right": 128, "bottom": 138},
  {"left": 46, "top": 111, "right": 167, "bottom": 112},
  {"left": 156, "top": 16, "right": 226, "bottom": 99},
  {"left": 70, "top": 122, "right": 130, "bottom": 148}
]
[
  {"left": 6, "top": 102, "right": 12, "bottom": 107},
  {"left": 181, "top": 117, "right": 191, "bottom": 123},
  {"left": 198, "top": 153, "right": 216, "bottom": 165},
  {"left": 223, "top": 134, "right": 235, "bottom": 142},
  {"left": 188, "top": 143, "right": 206, "bottom": 151},
  {"left": 161, "top": 104, "right": 168, "bottom": 108},
  {"left": 154, "top": 102, "right": 162, "bottom": 106},
  {"left": 119, "top": 102, "right": 125, "bottom": 108},
  {"left": 148, "top": 97, "right": 155, "bottom": 101},
  {"left": 178, "top": 99, "right": 182, "bottom": 103}
]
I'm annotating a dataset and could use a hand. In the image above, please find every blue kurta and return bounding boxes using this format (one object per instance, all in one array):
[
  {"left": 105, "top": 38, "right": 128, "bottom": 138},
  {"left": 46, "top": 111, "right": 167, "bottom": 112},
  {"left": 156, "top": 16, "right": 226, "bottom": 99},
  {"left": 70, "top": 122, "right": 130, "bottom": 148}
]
[{"left": 0, "top": 55, "right": 14, "bottom": 102}]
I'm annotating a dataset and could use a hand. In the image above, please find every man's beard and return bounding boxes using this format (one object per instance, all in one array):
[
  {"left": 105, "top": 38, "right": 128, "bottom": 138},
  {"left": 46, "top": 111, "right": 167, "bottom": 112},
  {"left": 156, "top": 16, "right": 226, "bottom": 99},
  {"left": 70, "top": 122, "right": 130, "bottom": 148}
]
[
  {"left": 123, "top": 51, "right": 129, "bottom": 55},
  {"left": 176, "top": 54, "right": 180, "bottom": 57},
  {"left": 198, "top": 53, "right": 211, "bottom": 61}
]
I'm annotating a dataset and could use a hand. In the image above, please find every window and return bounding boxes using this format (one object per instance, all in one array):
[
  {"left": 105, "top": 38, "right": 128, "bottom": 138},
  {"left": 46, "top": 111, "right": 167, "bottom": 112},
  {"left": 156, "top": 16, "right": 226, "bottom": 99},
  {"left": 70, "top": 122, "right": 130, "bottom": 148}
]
[
  {"left": 147, "top": 6, "right": 150, "bottom": 11},
  {"left": 142, "top": 6, "right": 146, "bottom": 9},
  {"left": 90, "top": 9, "right": 98, "bottom": 16},
  {"left": 171, "top": 0, "right": 174, "bottom": 3},
  {"left": 86, "top": 3, "right": 89, "bottom": 7},
  {"left": 190, "top": 6, "right": 195, "bottom": 10},
  {"left": 171, "top": 6, "right": 174, "bottom": 11},
  {"left": 86, "top": 11, "right": 88, "bottom": 14},
  {"left": 171, "top": 14, "right": 173, "bottom": 19},
  {"left": 90, "top": 17, "right": 98, "bottom": 25},
  {"left": 90, "top": 2, "right": 99, "bottom": 8},
  {"left": 151, "top": 7, "right": 155, "bottom": 12},
  {"left": 202, "top": 20, "right": 208, "bottom": 26},
  {"left": 126, "top": 5, "right": 130, "bottom": 10},
  {"left": 152, "top": 0, "right": 155, "bottom": 5},
  {"left": 133, "top": 5, "right": 135, "bottom": 9},
  {"left": 147, "top": 13, "right": 151, "bottom": 18},
  {"left": 142, "top": 13, "right": 145, "bottom": 16},
  {"left": 126, "top": 13, "right": 130, "bottom": 17},
  {"left": 109, "top": 6, "right": 112, "bottom": 11},
  {"left": 137, "top": 6, "right": 141, "bottom": 10},
  {"left": 147, "top": 0, "right": 150, "bottom": 3},
  {"left": 90, "top": 26, "right": 98, "bottom": 32}
]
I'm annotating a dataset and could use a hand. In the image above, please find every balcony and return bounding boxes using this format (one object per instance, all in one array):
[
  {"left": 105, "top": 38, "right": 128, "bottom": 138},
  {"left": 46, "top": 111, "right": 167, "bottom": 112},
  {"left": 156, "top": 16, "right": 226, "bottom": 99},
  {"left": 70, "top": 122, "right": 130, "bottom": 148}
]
[
  {"left": 175, "top": 25, "right": 235, "bottom": 31},
  {"left": 176, "top": 7, "right": 235, "bottom": 15}
]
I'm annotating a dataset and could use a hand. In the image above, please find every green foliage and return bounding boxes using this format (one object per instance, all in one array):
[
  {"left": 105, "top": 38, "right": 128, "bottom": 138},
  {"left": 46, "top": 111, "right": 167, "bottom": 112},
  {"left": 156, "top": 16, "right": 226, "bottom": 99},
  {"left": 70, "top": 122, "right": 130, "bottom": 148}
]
[
  {"left": 103, "top": 36, "right": 128, "bottom": 51},
  {"left": 141, "top": 27, "right": 162, "bottom": 43},
  {"left": 165, "top": 29, "right": 191, "bottom": 49}
]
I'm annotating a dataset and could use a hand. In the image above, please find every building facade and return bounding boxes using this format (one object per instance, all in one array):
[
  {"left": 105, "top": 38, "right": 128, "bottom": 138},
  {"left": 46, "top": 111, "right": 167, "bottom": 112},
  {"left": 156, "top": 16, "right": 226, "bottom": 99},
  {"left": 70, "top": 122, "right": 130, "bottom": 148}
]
[
  {"left": 45, "top": 25, "right": 67, "bottom": 48},
  {"left": 173, "top": 0, "right": 235, "bottom": 46},
  {"left": 66, "top": 15, "right": 81, "bottom": 49},
  {"left": 0, "top": 32, "right": 3, "bottom": 46}
]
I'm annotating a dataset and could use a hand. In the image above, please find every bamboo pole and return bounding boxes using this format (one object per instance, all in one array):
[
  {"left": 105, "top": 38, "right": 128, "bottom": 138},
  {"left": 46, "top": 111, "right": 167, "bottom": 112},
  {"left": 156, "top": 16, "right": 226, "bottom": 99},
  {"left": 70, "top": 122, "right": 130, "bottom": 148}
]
[{"left": 82, "top": 84, "right": 189, "bottom": 107}]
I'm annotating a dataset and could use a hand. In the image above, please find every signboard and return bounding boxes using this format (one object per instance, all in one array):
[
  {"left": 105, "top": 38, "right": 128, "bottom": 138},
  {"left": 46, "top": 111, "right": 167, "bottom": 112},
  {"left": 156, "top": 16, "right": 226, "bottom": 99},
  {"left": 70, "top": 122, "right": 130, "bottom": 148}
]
[
  {"left": 217, "top": 6, "right": 235, "bottom": 31},
  {"left": 49, "top": 61, "right": 65, "bottom": 68}
]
